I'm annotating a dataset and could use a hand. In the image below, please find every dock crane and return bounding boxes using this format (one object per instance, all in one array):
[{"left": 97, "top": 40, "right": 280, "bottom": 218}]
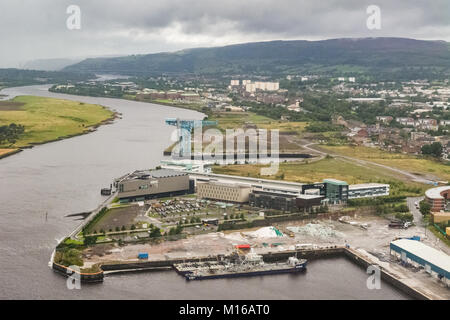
[{"left": 165, "top": 118, "right": 217, "bottom": 158}]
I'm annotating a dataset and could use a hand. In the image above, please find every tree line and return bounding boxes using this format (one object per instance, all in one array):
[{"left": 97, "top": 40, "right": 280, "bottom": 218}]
[{"left": 0, "top": 123, "right": 24, "bottom": 145}]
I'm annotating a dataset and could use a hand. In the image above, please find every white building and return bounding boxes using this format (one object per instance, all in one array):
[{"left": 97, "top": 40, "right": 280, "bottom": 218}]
[
  {"left": 245, "top": 81, "right": 279, "bottom": 92},
  {"left": 245, "top": 83, "right": 257, "bottom": 93},
  {"left": 348, "top": 183, "right": 390, "bottom": 199}
]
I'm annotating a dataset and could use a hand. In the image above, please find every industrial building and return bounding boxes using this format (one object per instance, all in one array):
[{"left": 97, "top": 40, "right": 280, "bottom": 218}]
[
  {"left": 249, "top": 190, "right": 324, "bottom": 212},
  {"left": 296, "top": 194, "right": 325, "bottom": 209},
  {"left": 348, "top": 183, "right": 390, "bottom": 199},
  {"left": 189, "top": 172, "right": 388, "bottom": 207},
  {"left": 196, "top": 181, "right": 251, "bottom": 203},
  {"left": 249, "top": 190, "right": 298, "bottom": 212},
  {"left": 301, "top": 182, "right": 327, "bottom": 198},
  {"left": 425, "top": 186, "right": 450, "bottom": 223},
  {"left": 117, "top": 169, "right": 192, "bottom": 201},
  {"left": 189, "top": 172, "right": 306, "bottom": 196},
  {"left": 390, "top": 239, "right": 450, "bottom": 287},
  {"left": 160, "top": 159, "right": 213, "bottom": 173},
  {"left": 323, "top": 179, "right": 348, "bottom": 204}
]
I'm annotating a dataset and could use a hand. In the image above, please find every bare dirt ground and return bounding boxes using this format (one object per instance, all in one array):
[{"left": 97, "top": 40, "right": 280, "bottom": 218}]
[
  {"left": 83, "top": 213, "right": 447, "bottom": 263},
  {"left": 88, "top": 205, "right": 148, "bottom": 232},
  {"left": 0, "top": 101, "right": 25, "bottom": 110}
]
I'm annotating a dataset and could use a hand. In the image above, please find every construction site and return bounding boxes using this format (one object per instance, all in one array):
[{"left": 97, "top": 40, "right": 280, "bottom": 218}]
[{"left": 76, "top": 209, "right": 449, "bottom": 299}]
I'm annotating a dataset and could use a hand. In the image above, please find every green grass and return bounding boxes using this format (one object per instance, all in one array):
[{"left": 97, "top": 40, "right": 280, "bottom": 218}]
[
  {"left": 209, "top": 111, "right": 308, "bottom": 134},
  {"left": 213, "top": 157, "right": 426, "bottom": 196},
  {"left": 320, "top": 145, "right": 450, "bottom": 182},
  {"left": 154, "top": 99, "right": 174, "bottom": 104},
  {"left": 428, "top": 226, "right": 450, "bottom": 247},
  {"left": 0, "top": 95, "right": 114, "bottom": 148},
  {"left": 63, "top": 238, "right": 84, "bottom": 246}
]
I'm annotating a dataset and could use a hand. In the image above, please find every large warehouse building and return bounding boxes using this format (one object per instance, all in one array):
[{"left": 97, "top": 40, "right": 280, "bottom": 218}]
[
  {"left": 189, "top": 172, "right": 389, "bottom": 209},
  {"left": 425, "top": 186, "right": 450, "bottom": 223},
  {"left": 197, "top": 181, "right": 251, "bottom": 203},
  {"left": 390, "top": 239, "right": 450, "bottom": 287},
  {"left": 117, "top": 169, "right": 192, "bottom": 201}
]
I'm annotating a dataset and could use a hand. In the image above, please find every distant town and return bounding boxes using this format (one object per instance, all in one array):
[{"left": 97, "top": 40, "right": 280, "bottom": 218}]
[{"left": 51, "top": 74, "right": 450, "bottom": 161}]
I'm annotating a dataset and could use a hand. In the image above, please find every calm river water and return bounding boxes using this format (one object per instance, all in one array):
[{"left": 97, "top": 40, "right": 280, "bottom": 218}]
[{"left": 0, "top": 85, "right": 410, "bottom": 299}]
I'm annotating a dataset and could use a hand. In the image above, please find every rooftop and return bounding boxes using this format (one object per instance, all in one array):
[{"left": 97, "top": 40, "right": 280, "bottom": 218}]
[
  {"left": 189, "top": 172, "right": 304, "bottom": 193},
  {"left": 128, "top": 169, "right": 187, "bottom": 180},
  {"left": 323, "top": 178, "right": 348, "bottom": 186},
  {"left": 349, "top": 183, "right": 389, "bottom": 190},
  {"left": 425, "top": 186, "right": 450, "bottom": 200},
  {"left": 390, "top": 239, "right": 450, "bottom": 275},
  {"left": 198, "top": 181, "right": 251, "bottom": 189}
]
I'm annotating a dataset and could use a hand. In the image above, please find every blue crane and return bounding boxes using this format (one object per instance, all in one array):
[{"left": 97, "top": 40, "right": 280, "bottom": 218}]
[{"left": 165, "top": 118, "right": 217, "bottom": 158}]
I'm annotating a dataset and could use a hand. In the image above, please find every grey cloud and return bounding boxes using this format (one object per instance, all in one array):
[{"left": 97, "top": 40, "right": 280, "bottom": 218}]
[{"left": 0, "top": 0, "right": 448, "bottom": 67}]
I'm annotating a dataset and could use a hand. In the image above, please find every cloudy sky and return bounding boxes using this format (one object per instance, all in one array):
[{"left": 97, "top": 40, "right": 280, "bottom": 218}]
[{"left": 0, "top": 0, "right": 449, "bottom": 68}]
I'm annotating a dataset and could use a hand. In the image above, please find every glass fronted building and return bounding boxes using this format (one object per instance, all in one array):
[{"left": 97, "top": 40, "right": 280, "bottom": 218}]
[{"left": 323, "top": 179, "right": 348, "bottom": 204}]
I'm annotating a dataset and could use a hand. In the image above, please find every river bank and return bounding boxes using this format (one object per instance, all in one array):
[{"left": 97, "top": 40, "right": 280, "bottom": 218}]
[
  {"left": 0, "top": 95, "right": 118, "bottom": 160},
  {"left": 0, "top": 84, "right": 417, "bottom": 299}
]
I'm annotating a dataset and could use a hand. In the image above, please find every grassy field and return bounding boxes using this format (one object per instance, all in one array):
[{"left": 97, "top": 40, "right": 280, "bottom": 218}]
[
  {"left": 0, "top": 96, "right": 114, "bottom": 148},
  {"left": 84, "top": 206, "right": 144, "bottom": 234},
  {"left": 209, "top": 112, "right": 308, "bottom": 134},
  {"left": 320, "top": 145, "right": 450, "bottom": 182},
  {"left": 213, "top": 156, "right": 426, "bottom": 197},
  {"left": 164, "top": 111, "right": 308, "bottom": 154}
]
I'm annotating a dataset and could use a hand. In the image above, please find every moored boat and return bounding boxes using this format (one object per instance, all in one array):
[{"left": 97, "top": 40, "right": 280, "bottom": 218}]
[{"left": 175, "top": 252, "right": 307, "bottom": 281}]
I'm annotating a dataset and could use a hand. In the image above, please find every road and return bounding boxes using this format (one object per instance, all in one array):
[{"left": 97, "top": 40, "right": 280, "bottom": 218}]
[
  {"left": 407, "top": 196, "right": 424, "bottom": 226},
  {"left": 406, "top": 196, "right": 450, "bottom": 255},
  {"left": 299, "top": 141, "right": 436, "bottom": 184}
]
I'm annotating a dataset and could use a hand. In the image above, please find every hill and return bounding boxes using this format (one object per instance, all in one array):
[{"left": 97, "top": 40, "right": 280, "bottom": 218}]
[
  {"left": 22, "top": 58, "right": 84, "bottom": 71},
  {"left": 63, "top": 37, "right": 450, "bottom": 79},
  {"left": 0, "top": 68, "right": 94, "bottom": 88}
]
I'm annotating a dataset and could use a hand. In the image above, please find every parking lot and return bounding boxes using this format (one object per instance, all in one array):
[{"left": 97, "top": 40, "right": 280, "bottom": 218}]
[{"left": 147, "top": 197, "right": 254, "bottom": 227}]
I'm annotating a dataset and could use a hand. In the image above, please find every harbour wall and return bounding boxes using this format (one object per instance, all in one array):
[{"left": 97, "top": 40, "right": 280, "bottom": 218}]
[
  {"left": 52, "top": 262, "right": 104, "bottom": 283},
  {"left": 51, "top": 246, "right": 431, "bottom": 300},
  {"left": 343, "top": 248, "right": 430, "bottom": 300}
]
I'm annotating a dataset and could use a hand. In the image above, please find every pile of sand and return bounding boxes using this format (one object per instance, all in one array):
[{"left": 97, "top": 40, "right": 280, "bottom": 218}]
[{"left": 243, "top": 227, "right": 284, "bottom": 238}]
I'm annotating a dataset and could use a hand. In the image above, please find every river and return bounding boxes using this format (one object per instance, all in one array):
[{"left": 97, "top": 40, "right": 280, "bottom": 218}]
[{"left": 0, "top": 85, "right": 410, "bottom": 299}]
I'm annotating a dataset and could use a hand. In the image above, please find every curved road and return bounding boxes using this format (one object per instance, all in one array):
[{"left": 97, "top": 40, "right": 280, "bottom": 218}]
[{"left": 300, "top": 141, "right": 435, "bottom": 185}]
